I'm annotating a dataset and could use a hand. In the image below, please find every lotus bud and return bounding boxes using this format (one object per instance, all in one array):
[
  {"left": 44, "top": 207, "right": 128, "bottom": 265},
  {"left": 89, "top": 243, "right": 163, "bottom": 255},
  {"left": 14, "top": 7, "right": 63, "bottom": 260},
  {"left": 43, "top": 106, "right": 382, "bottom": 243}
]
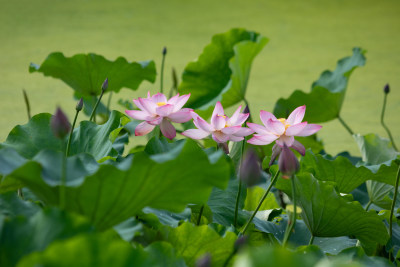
[
  {"left": 196, "top": 253, "right": 211, "bottom": 267},
  {"left": 234, "top": 235, "right": 248, "bottom": 252},
  {"left": 243, "top": 105, "right": 250, "bottom": 115},
  {"left": 384, "top": 83, "right": 390, "bottom": 94},
  {"left": 51, "top": 107, "right": 71, "bottom": 139},
  {"left": 269, "top": 144, "right": 282, "bottom": 166},
  {"left": 278, "top": 145, "right": 300, "bottom": 179},
  {"left": 76, "top": 98, "right": 84, "bottom": 111},
  {"left": 101, "top": 78, "right": 108, "bottom": 91},
  {"left": 162, "top": 46, "right": 167, "bottom": 55},
  {"left": 240, "top": 148, "right": 261, "bottom": 187}
]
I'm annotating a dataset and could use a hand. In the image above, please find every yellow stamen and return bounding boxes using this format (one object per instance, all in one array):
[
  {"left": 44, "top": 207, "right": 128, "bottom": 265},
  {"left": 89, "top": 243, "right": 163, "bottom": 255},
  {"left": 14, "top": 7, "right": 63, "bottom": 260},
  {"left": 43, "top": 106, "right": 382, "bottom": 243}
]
[
  {"left": 218, "top": 114, "right": 227, "bottom": 118},
  {"left": 278, "top": 118, "right": 291, "bottom": 130},
  {"left": 157, "top": 102, "right": 167, "bottom": 107}
]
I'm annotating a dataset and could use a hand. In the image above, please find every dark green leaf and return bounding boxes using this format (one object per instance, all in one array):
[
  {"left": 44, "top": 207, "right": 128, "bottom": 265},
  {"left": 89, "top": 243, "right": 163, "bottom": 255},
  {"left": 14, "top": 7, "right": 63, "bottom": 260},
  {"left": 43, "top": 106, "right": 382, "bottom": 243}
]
[
  {"left": 7, "top": 140, "right": 230, "bottom": 230},
  {"left": 354, "top": 133, "right": 399, "bottom": 165},
  {"left": 0, "top": 208, "right": 94, "bottom": 267},
  {"left": 273, "top": 48, "right": 366, "bottom": 123},
  {"left": 29, "top": 52, "right": 156, "bottom": 96},
  {"left": 0, "top": 192, "right": 40, "bottom": 218},
  {"left": 276, "top": 174, "right": 389, "bottom": 255}
]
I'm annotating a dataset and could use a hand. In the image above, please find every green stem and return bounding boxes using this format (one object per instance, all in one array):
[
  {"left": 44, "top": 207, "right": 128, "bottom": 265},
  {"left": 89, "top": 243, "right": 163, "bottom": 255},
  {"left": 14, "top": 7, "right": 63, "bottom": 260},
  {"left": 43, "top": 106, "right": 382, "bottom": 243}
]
[
  {"left": 365, "top": 200, "right": 372, "bottom": 211},
  {"left": 309, "top": 235, "right": 315, "bottom": 246},
  {"left": 89, "top": 90, "right": 105, "bottom": 122},
  {"left": 389, "top": 164, "right": 400, "bottom": 239},
  {"left": 22, "top": 89, "right": 31, "bottom": 120},
  {"left": 60, "top": 147, "right": 67, "bottom": 210},
  {"left": 66, "top": 110, "right": 80, "bottom": 157},
  {"left": 234, "top": 140, "right": 246, "bottom": 227},
  {"left": 197, "top": 205, "right": 204, "bottom": 226},
  {"left": 160, "top": 51, "right": 166, "bottom": 94},
  {"left": 17, "top": 189, "right": 24, "bottom": 199},
  {"left": 381, "top": 94, "right": 398, "bottom": 151},
  {"left": 337, "top": 115, "right": 354, "bottom": 136},
  {"left": 283, "top": 175, "right": 297, "bottom": 247},
  {"left": 107, "top": 92, "right": 113, "bottom": 112},
  {"left": 240, "top": 170, "right": 280, "bottom": 235}
]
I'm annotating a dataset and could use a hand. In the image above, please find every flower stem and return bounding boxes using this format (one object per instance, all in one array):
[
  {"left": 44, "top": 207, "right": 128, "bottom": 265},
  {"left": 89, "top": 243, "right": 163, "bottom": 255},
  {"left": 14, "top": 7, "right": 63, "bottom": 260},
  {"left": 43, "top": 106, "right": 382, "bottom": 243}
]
[
  {"left": 240, "top": 170, "right": 280, "bottom": 235},
  {"left": 107, "top": 92, "right": 113, "bottom": 112},
  {"left": 381, "top": 93, "right": 398, "bottom": 151},
  {"left": 22, "top": 89, "right": 31, "bottom": 120},
  {"left": 197, "top": 205, "right": 204, "bottom": 226},
  {"left": 283, "top": 175, "right": 297, "bottom": 247},
  {"left": 89, "top": 90, "right": 105, "bottom": 122},
  {"left": 66, "top": 109, "right": 80, "bottom": 157},
  {"left": 308, "top": 235, "right": 315, "bottom": 246},
  {"left": 60, "top": 147, "right": 67, "bottom": 210},
  {"left": 160, "top": 48, "right": 166, "bottom": 94},
  {"left": 389, "top": 164, "right": 400, "bottom": 240},
  {"left": 337, "top": 115, "right": 354, "bottom": 136},
  {"left": 17, "top": 189, "right": 24, "bottom": 199},
  {"left": 234, "top": 140, "right": 246, "bottom": 227}
]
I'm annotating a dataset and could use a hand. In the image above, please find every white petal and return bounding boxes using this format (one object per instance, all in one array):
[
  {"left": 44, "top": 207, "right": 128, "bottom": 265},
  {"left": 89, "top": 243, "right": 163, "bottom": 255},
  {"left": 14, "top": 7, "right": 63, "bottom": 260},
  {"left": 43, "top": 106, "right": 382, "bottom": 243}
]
[
  {"left": 247, "top": 122, "right": 269, "bottom": 135},
  {"left": 173, "top": 94, "right": 190, "bottom": 112},
  {"left": 151, "top": 93, "right": 167, "bottom": 103},
  {"left": 160, "top": 119, "right": 176, "bottom": 140},
  {"left": 285, "top": 122, "right": 308, "bottom": 136},
  {"left": 260, "top": 110, "right": 277, "bottom": 126},
  {"left": 125, "top": 110, "right": 151, "bottom": 120},
  {"left": 287, "top": 105, "right": 306, "bottom": 125},
  {"left": 168, "top": 109, "right": 193, "bottom": 123},
  {"left": 135, "top": 121, "right": 155, "bottom": 136},
  {"left": 296, "top": 124, "right": 322, "bottom": 137},
  {"left": 266, "top": 119, "right": 285, "bottom": 135},
  {"left": 212, "top": 101, "right": 225, "bottom": 118},
  {"left": 182, "top": 129, "right": 209, "bottom": 140},
  {"left": 156, "top": 104, "right": 174, "bottom": 117}
]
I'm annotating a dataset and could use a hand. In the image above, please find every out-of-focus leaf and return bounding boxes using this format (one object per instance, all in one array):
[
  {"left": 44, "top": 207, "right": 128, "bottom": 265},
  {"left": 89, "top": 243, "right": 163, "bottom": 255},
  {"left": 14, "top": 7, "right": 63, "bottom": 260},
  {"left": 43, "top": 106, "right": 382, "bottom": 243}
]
[
  {"left": 354, "top": 133, "right": 399, "bottom": 165},
  {"left": 164, "top": 222, "right": 236, "bottom": 266},
  {"left": 0, "top": 208, "right": 94, "bottom": 267},
  {"left": 16, "top": 233, "right": 164, "bottom": 267},
  {"left": 7, "top": 140, "right": 230, "bottom": 230},
  {"left": 189, "top": 204, "right": 213, "bottom": 225},
  {"left": 276, "top": 173, "right": 389, "bottom": 255},
  {"left": 274, "top": 48, "right": 366, "bottom": 123},
  {"left": 1, "top": 114, "right": 62, "bottom": 159},
  {"left": 179, "top": 28, "right": 268, "bottom": 117},
  {"left": 0, "top": 192, "right": 40, "bottom": 218},
  {"left": 29, "top": 52, "right": 156, "bottom": 96},
  {"left": 366, "top": 181, "right": 394, "bottom": 210},
  {"left": 244, "top": 186, "right": 279, "bottom": 212},
  {"left": 233, "top": 245, "right": 319, "bottom": 267}
]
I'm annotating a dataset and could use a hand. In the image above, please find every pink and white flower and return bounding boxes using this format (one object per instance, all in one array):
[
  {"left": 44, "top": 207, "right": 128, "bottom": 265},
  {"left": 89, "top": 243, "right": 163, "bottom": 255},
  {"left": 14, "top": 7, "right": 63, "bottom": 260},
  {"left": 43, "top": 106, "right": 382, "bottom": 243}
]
[
  {"left": 125, "top": 92, "right": 192, "bottom": 140},
  {"left": 182, "top": 102, "right": 254, "bottom": 143},
  {"left": 247, "top": 105, "right": 322, "bottom": 155}
]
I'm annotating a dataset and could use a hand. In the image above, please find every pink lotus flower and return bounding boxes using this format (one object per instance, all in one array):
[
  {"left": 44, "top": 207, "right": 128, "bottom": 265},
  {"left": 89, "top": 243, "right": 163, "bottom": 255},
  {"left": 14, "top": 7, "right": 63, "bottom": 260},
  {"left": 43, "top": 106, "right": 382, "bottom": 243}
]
[
  {"left": 182, "top": 102, "right": 254, "bottom": 143},
  {"left": 247, "top": 105, "right": 322, "bottom": 155},
  {"left": 125, "top": 92, "right": 192, "bottom": 140}
]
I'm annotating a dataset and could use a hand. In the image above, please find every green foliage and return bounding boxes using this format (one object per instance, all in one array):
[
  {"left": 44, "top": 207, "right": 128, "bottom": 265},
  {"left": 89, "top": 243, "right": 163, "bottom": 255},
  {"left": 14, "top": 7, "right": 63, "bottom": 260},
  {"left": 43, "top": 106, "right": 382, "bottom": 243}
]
[
  {"left": 276, "top": 174, "right": 389, "bottom": 254},
  {"left": 29, "top": 52, "right": 156, "bottom": 96},
  {"left": 274, "top": 48, "right": 366, "bottom": 123},
  {"left": 179, "top": 28, "right": 268, "bottom": 117}
]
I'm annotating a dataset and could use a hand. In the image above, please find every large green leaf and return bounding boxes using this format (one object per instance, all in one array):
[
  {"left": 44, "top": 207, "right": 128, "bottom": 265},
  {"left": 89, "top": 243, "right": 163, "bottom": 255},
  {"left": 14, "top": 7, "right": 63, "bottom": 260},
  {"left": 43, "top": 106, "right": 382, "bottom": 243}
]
[
  {"left": 164, "top": 222, "right": 236, "bottom": 266},
  {"left": 69, "top": 111, "right": 129, "bottom": 160},
  {"left": 301, "top": 150, "right": 400, "bottom": 193},
  {"left": 1, "top": 111, "right": 128, "bottom": 161},
  {"left": 0, "top": 192, "right": 40, "bottom": 218},
  {"left": 6, "top": 140, "right": 230, "bottom": 230},
  {"left": 1, "top": 114, "right": 62, "bottom": 159},
  {"left": 0, "top": 208, "right": 94, "bottom": 267},
  {"left": 17, "top": 233, "right": 182, "bottom": 267},
  {"left": 354, "top": 133, "right": 399, "bottom": 165},
  {"left": 276, "top": 174, "right": 389, "bottom": 254},
  {"left": 29, "top": 52, "right": 156, "bottom": 96},
  {"left": 273, "top": 48, "right": 366, "bottom": 123},
  {"left": 178, "top": 28, "right": 268, "bottom": 117}
]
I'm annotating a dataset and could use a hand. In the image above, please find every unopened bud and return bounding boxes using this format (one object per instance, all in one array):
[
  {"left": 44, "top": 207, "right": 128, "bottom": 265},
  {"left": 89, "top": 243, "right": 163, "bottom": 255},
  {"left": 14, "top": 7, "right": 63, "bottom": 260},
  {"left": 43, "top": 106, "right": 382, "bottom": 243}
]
[
  {"left": 278, "top": 145, "right": 299, "bottom": 179},
  {"left": 101, "top": 78, "right": 108, "bottom": 91},
  {"left": 76, "top": 98, "right": 84, "bottom": 111},
  {"left": 51, "top": 107, "right": 71, "bottom": 139},
  {"left": 162, "top": 46, "right": 167, "bottom": 55},
  {"left": 196, "top": 253, "right": 211, "bottom": 267},
  {"left": 218, "top": 142, "right": 229, "bottom": 154},
  {"left": 234, "top": 235, "right": 248, "bottom": 252},
  {"left": 269, "top": 144, "right": 282, "bottom": 166},
  {"left": 243, "top": 105, "right": 250, "bottom": 114},
  {"left": 384, "top": 83, "right": 390, "bottom": 94},
  {"left": 239, "top": 148, "right": 261, "bottom": 187}
]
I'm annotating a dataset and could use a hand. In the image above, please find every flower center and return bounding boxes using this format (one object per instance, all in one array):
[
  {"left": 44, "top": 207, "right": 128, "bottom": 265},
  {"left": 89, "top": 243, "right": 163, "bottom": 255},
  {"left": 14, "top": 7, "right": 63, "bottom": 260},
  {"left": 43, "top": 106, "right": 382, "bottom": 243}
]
[
  {"left": 278, "top": 118, "right": 291, "bottom": 131},
  {"left": 157, "top": 102, "right": 167, "bottom": 107},
  {"left": 218, "top": 114, "right": 227, "bottom": 118}
]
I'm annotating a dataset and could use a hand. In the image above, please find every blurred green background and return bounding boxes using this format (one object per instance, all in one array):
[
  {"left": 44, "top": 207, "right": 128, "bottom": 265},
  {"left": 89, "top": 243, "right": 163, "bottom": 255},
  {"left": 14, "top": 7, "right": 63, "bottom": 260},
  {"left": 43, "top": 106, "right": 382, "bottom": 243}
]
[{"left": 1, "top": 0, "right": 399, "bottom": 156}]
